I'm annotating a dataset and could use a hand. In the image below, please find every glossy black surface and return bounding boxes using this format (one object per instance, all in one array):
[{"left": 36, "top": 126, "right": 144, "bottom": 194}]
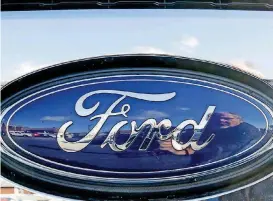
[{"left": 2, "top": 0, "right": 273, "bottom": 11}]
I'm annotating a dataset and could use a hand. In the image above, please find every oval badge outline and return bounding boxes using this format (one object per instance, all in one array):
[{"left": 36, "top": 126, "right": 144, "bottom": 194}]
[{"left": 2, "top": 73, "right": 273, "bottom": 179}]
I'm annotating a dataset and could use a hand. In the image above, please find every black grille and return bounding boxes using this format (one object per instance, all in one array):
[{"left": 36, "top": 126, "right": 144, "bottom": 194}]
[{"left": 1, "top": 0, "right": 273, "bottom": 11}]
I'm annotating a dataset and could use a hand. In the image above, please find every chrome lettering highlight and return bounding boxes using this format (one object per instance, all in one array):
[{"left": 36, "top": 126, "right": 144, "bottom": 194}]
[{"left": 57, "top": 90, "right": 215, "bottom": 153}]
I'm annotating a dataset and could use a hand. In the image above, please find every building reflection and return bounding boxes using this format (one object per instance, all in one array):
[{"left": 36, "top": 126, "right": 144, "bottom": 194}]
[{"left": 1, "top": 123, "right": 58, "bottom": 138}]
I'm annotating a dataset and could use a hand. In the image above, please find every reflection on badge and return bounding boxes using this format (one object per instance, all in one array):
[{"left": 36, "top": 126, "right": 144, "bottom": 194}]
[{"left": 1, "top": 55, "right": 273, "bottom": 200}]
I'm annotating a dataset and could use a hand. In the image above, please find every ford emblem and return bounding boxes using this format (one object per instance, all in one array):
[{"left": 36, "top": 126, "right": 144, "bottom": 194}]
[{"left": 1, "top": 55, "right": 273, "bottom": 200}]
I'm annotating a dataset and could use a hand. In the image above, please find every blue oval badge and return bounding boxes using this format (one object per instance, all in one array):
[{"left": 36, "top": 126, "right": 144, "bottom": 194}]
[{"left": 1, "top": 55, "right": 273, "bottom": 200}]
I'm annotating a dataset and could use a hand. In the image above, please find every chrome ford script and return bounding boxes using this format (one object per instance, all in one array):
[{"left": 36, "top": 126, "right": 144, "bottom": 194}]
[
  {"left": 58, "top": 90, "right": 215, "bottom": 153},
  {"left": 1, "top": 56, "right": 273, "bottom": 200}
]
